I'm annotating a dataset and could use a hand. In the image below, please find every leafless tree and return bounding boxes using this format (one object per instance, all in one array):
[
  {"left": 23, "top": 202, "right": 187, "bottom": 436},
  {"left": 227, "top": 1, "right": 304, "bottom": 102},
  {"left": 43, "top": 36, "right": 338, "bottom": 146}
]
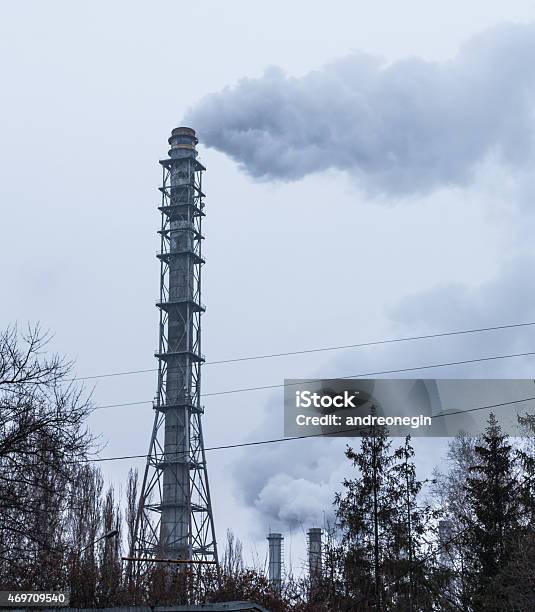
[
  {"left": 0, "top": 324, "right": 93, "bottom": 588},
  {"left": 222, "top": 529, "right": 244, "bottom": 579},
  {"left": 0, "top": 324, "right": 70, "bottom": 387},
  {"left": 95, "top": 486, "right": 122, "bottom": 605}
]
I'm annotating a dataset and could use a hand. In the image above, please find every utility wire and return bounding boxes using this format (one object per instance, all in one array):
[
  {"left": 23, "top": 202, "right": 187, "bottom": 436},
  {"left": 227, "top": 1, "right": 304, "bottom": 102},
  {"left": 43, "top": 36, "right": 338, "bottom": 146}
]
[
  {"left": 82, "top": 394, "right": 535, "bottom": 464},
  {"left": 68, "top": 320, "right": 535, "bottom": 382},
  {"left": 93, "top": 348, "right": 535, "bottom": 411}
]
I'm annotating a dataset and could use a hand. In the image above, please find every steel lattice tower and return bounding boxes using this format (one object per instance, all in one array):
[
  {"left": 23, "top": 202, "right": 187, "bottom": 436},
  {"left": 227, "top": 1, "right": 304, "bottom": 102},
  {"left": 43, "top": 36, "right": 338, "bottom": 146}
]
[{"left": 133, "top": 127, "right": 217, "bottom": 565}]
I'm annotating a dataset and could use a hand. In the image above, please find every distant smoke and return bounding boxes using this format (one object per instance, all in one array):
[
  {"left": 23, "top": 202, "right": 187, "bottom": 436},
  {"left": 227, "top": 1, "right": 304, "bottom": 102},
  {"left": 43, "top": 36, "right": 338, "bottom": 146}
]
[
  {"left": 232, "top": 395, "right": 350, "bottom": 530},
  {"left": 235, "top": 431, "right": 391, "bottom": 530},
  {"left": 186, "top": 23, "right": 535, "bottom": 196},
  {"left": 231, "top": 252, "right": 535, "bottom": 530}
]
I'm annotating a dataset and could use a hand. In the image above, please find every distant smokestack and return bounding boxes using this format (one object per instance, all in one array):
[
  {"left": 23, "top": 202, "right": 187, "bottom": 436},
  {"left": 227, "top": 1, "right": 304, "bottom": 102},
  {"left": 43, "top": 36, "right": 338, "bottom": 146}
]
[
  {"left": 308, "top": 527, "right": 323, "bottom": 584},
  {"left": 267, "top": 532, "right": 283, "bottom": 592},
  {"left": 438, "top": 519, "right": 454, "bottom": 567}
]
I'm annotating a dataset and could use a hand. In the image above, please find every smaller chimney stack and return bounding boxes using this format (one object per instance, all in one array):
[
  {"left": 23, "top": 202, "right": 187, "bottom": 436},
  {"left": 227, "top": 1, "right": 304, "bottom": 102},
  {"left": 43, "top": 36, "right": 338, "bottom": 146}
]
[
  {"left": 308, "top": 527, "right": 323, "bottom": 584},
  {"left": 267, "top": 532, "right": 283, "bottom": 592},
  {"left": 438, "top": 519, "right": 453, "bottom": 567}
]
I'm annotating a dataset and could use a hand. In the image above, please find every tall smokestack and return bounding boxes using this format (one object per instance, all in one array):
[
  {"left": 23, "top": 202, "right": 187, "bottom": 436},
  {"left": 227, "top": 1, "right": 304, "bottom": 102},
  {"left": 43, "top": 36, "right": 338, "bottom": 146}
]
[
  {"left": 133, "top": 127, "right": 217, "bottom": 569},
  {"left": 308, "top": 527, "right": 323, "bottom": 584},
  {"left": 267, "top": 532, "right": 283, "bottom": 592}
]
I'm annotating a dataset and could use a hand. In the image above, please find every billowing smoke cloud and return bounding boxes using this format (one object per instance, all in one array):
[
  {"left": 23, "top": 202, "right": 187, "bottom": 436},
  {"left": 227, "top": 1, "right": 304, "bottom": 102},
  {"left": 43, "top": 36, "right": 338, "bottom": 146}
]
[
  {"left": 186, "top": 23, "right": 535, "bottom": 196},
  {"left": 212, "top": 23, "right": 535, "bottom": 531},
  {"left": 233, "top": 395, "right": 350, "bottom": 530}
]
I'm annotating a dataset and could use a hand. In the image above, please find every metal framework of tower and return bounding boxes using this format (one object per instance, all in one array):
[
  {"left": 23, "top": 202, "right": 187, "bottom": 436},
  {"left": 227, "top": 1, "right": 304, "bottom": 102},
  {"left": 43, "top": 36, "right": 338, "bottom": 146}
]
[{"left": 133, "top": 127, "right": 217, "bottom": 565}]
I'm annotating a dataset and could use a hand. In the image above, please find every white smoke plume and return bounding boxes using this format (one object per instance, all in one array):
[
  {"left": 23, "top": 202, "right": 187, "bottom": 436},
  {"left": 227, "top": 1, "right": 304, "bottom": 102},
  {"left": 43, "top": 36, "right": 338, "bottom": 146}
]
[
  {"left": 186, "top": 23, "right": 535, "bottom": 196},
  {"left": 233, "top": 415, "right": 351, "bottom": 530},
  {"left": 199, "top": 22, "right": 535, "bottom": 530}
]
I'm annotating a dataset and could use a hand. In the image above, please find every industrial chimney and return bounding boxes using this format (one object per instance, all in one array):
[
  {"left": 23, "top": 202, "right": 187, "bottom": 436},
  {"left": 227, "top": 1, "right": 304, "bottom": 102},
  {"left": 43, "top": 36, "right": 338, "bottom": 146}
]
[
  {"left": 133, "top": 127, "right": 217, "bottom": 568},
  {"left": 267, "top": 532, "right": 283, "bottom": 592},
  {"left": 308, "top": 527, "right": 323, "bottom": 584},
  {"left": 438, "top": 519, "right": 453, "bottom": 567}
]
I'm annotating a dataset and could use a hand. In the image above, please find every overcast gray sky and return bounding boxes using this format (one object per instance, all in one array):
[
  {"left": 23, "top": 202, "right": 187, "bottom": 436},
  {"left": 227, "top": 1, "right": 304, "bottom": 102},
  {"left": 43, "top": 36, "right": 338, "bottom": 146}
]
[{"left": 2, "top": 0, "right": 535, "bottom": 572}]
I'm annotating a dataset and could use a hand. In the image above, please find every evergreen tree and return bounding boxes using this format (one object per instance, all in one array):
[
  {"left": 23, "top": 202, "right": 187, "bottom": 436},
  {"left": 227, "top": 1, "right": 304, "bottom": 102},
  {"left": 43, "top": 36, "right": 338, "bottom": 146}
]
[
  {"left": 332, "top": 423, "right": 434, "bottom": 610},
  {"left": 462, "top": 413, "right": 520, "bottom": 611},
  {"left": 492, "top": 412, "right": 535, "bottom": 608},
  {"left": 333, "top": 420, "right": 394, "bottom": 609},
  {"left": 389, "top": 436, "right": 435, "bottom": 611}
]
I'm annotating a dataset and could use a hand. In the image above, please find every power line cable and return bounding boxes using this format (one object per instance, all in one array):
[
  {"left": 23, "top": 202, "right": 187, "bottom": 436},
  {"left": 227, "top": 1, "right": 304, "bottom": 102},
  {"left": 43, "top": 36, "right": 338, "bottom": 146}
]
[
  {"left": 206, "top": 321, "right": 535, "bottom": 364},
  {"left": 82, "top": 394, "right": 535, "bottom": 464},
  {"left": 92, "top": 348, "right": 535, "bottom": 411},
  {"left": 68, "top": 320, "right": 535, "bottom": 382}
]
